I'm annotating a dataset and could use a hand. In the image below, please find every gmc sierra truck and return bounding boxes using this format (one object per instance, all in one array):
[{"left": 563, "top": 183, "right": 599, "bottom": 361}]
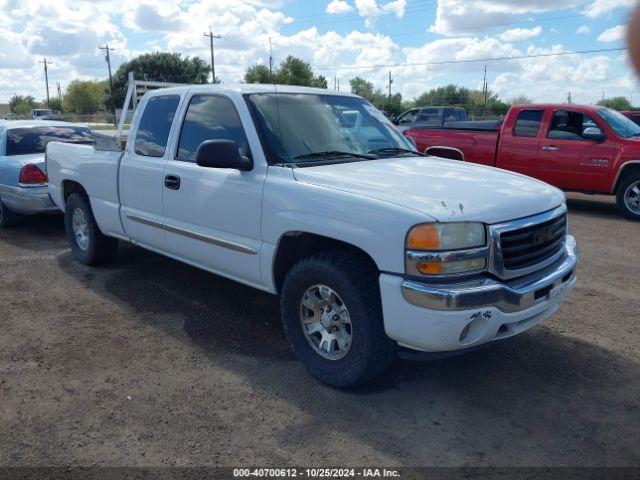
[
  {"left": 405, "top": 104, "right": 640, "bottom": 219},
  {"left": 46, "top": 85, "right": 578, "bottom": 387}
]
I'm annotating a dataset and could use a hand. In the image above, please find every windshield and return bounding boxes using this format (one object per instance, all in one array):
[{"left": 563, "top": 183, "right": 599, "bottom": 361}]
[
  {"left": 6, "top": 126, "right": 93, "bottom": 155},
  {"left": 597, "top": 108, "right": 640, "bottom": 138},
  {"left": 246, "top": 93, "right": 418, "bottom": 165}
]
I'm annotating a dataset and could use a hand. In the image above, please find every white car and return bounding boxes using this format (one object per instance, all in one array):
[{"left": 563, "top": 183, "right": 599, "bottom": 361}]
[
  {"left": 46, "top": 84, "right": 578, "bottom": 387},
  {"left": 0, "top": 120, "right": 92, "bottom": 227}
]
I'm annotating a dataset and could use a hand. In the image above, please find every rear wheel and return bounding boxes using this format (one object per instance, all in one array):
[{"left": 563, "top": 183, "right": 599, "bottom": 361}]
[
  {"left": 64, "top": 193, "right": 118, "bottom": 265},
  {"left": 0, "top": 198, "right": 20, "bottom": 228},
  {"left": 280, "top": 250, "right": 396, "bottom": 387},
  {"left": 616, "top": 173, "right": 640, "bottom": 220}
]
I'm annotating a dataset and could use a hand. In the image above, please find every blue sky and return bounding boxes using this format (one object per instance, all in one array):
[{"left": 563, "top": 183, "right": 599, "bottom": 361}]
[{"left": 0, "top": 0, "right": 637, "bottom": 104}]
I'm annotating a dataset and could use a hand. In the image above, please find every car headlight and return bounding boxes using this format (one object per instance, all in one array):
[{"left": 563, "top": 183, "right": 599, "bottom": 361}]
[{"left": 406, "top": 222, "right": 488, "bottom": 276}]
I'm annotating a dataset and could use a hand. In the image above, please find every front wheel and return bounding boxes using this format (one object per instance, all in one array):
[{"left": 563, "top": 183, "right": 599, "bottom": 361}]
[
  {"left": 64, "top": 193, "right": 118, "bottom": 265},
  {"left": 616, "top": 173, "right": 640, "bottom": 220},
  {"left": 280, "top": 251, "right": 396, "bottom": 387}
]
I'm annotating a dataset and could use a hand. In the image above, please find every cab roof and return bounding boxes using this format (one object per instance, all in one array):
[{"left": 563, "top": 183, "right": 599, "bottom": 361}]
[{"left": 144, "top": 83, "right": 359, "bottom": 98}]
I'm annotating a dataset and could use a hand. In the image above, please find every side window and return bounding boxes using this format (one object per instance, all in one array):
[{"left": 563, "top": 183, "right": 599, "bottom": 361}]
[
  {"left": 514, "top": 110, "right": 544, "bottom": 137},
  {"left": 134, "top": 95, "right": 180, "bottom": 157},
  {"left": 176, "top": 95, "right": 249, "bottom": 162},
  {"left": 547, "top": 110, "right": 600, "bottom": 141},
  {"left": 398, "top": 109, "right": 419, "bottom": 124}
]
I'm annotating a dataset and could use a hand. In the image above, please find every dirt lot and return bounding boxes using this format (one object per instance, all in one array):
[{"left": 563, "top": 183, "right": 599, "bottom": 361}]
[{"left": 0, "top": 193, "right": 638, "bottom": 468}]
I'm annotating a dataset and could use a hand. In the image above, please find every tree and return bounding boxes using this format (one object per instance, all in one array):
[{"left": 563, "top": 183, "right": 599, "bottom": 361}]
[
  {"left": 312, "top": 75, "right": 328, "bottom": 89},
  {"left": 244, "top": 56, "right": 326, "bottom": 88},
  {"left": 48, "top": 97, "right": 64, "bottom": 113},
  {"left": 508, "top": 95, "right": 533, "bottom": 105},
  {"left": 9, "top": 94, "right": 36, "bottom": 113},
  {"left": 349, "top": 77, "right": 375, "bottom": 100},
  {"left": 414, "top": 85, "right": 471, "bottom": 106},
  {"left": 63, "top": 80, "right": 107, "bottom": 114},
  {"left": 13, "top": 102, "right": 33, "bottom": 117},
  {"left": 111, "top": 52, "right": 210, "bottom": 106},
  {"left": 244, "top": 64, "right": 272, "bottom": 84},
  {"left": 275, "top": 55, "right": 315, "bottom": 86},
  {"left": 597, "top": 96, "right": 632, "bottom": 111}
]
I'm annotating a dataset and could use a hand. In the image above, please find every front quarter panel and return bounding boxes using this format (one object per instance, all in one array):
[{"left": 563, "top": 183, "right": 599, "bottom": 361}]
[{"left": 260, "top": 166, "right": 431, "bottom": 291}]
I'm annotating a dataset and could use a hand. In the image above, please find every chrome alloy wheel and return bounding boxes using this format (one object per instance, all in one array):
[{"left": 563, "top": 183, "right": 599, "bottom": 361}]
[
  {"left": 624, "top": 181, "right": 640, "bottom": 215},
  {"left": 300, "top": 284, "right": 352, "bottom": 360},
  {"left": 72, "top": 207, "right": 90, "bottom": 251}
]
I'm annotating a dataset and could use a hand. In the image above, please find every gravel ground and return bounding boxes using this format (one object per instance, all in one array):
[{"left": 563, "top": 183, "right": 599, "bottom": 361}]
[{"left": 0, "top": 193, "right": 638, "bottom": 468}]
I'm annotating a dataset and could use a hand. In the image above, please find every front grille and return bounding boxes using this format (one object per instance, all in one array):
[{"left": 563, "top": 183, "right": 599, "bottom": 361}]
[{"left": 500, "top": 213, "right": 567, "bottom": 271}]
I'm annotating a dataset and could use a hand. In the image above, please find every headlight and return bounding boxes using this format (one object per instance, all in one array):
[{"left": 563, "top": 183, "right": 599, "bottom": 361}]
[
  {"left": 406, "top": 222, "right": 488, "bottom": 276},
  {"left": 407, "top": 222, "right": 486, "bottom": 251}
]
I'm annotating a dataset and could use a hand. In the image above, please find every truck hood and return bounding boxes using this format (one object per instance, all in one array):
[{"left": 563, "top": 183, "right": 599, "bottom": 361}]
[{"left": 292, "top": 157, "right": 565, "bottom": 224}]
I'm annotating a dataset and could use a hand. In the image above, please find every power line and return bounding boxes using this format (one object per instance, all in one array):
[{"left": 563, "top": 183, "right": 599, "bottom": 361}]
[{"left": 313, "top": 47, "right": 628, "bottom": 71}]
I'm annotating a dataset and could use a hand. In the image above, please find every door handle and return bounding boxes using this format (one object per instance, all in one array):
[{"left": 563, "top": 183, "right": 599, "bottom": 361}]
[
  {"left": 542, "top": 146, "right": 560, "bottom": 151},
  {"left": 164, "top": 174, "right": 181, "bottom": 190}
]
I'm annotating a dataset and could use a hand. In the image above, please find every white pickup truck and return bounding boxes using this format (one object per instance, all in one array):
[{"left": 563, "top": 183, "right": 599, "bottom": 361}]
[{"left": 46, "top": 84, "right": 578, "bottom": 387}]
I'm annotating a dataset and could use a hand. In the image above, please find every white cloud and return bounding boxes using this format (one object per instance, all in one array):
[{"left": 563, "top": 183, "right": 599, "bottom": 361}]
[
  {"left": 326, "top": 0, "right": 353, "bottom": 15},
  {"left": 498, "top": 27, "right": 542, "bottom": 42},
  {"left": 585, "top": 0, "right": 636, "bottom": 17},
  {"left": 576, "top": 25, "right": 591, "bottom": 34},
  {"left": 597, "top": 24, "right": 626, "bottom": 42}
]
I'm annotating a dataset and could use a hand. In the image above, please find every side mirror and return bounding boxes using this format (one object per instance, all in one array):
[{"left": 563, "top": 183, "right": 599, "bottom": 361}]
[
  {"left": 583, "top": 127, "right": 606, "bottom": 142},
  {"left": 195, "top": 140, "right": 252, "bottom": 171}
]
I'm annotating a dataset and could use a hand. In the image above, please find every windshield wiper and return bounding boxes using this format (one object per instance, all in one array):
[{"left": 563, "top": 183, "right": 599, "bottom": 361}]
[
  {"left": 294, "top": 150, "right": 376, "bottom": 161},
  {"left": 368, "top": 147, "right": 425, "bottom": 157}
]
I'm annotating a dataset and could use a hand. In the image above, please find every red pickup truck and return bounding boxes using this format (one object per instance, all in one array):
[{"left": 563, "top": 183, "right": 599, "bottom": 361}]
[{"left": 405, "top": 104, "right": 640, "bottom": 219}]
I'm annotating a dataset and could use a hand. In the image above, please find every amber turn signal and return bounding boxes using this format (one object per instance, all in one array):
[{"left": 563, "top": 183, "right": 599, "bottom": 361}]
[
  {"left": 407, "top": 224, "right": 440, "bottom": 250},
  {"left": 416, "top": 261, "right": 443, "bottom": 274}
]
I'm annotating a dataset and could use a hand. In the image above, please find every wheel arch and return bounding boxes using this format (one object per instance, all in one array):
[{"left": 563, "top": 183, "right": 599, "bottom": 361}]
[
  {"left": 612, "top": 161, "right": 640, "bottom": 193},
  {"left": 425, "top": 146, "right": 465, "bottom": 161},
  {"left": 272, "top": 231, "right": 380, "bottom": 294},
  {"left": 61, "top": 180, "right": 88, "bottom": 205}
]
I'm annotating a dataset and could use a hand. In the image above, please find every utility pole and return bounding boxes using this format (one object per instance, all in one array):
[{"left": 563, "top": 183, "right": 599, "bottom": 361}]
[
  {"left": 482, "top": 65, "right": 488, "bottom": 104},
  {"left": 268, "top": 37, "right": 273, "bottom": 78},
  {"left": 388, "top": 70, "right": 393, "bottom": 103},
  {"left": 99, "top": 44, "right": 116, "bottom": 124},
  {"left": 56, "top": 82, "right": 62, "bottom": 102},
  {"left": 204, "top": 28, "right": 221, "bottom": 84},
  {"left": 39, "top": 58, "right": 51, "bottom": 108},
  {"left": 567, "top": 92, "right": 572, "bottom": 104}
]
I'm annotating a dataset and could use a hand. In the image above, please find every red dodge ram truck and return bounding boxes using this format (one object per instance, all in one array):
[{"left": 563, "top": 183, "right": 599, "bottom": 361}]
[{"left": 405, "top": 104, "right": 640, "bottom": 219}]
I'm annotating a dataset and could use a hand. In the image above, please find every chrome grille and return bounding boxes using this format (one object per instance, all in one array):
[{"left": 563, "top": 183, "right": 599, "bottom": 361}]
[{"left": 499, "top": 213, "right": 567, "bottom": 271}]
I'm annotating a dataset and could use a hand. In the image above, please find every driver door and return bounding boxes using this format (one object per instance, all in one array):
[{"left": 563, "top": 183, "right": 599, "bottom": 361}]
[
  {"left": 539, "top": 109, "right": 614, "bottom": 191},
  {"left": 161, "top": 91, "right": 267, "bottom": 286}
]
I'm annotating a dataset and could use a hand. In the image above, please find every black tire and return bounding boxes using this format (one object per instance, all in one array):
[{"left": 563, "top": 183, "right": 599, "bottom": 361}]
[
  {"left": 64, "top": 193, "right": 118, "bottom": 265},
  {"left": 280, "top": 250, "right": 396, "bottom": 387},
  {"left": 0, "top": 198, "right": 21, "bottom": 228},
  {"left": 616, "top": 173, "right": 640, "bottom": 220}
]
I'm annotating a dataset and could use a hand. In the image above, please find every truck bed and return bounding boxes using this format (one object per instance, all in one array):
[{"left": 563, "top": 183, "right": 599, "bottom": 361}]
[
  {"left": 406, "top": 126, "right": 500, "bottom": 167},
  {"left": 46, "top": 141, "right": 125, "bottom": 238}
]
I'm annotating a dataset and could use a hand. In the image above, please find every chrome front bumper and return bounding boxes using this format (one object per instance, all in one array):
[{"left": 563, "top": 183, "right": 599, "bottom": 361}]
[
  {"left": 402, "top": 235, "right": 578, "bottom": 313},
  {"left": 0, "top": 184, "right": 60, "bottom": 215}
]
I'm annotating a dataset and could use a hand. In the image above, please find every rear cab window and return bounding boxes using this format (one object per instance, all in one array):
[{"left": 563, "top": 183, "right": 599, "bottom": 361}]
[
  {"left": 513, "top": 110, "right": 544, "bottom": 137},
  {"left": 134, "top": 95, "right": 181, "bottom": 157}
]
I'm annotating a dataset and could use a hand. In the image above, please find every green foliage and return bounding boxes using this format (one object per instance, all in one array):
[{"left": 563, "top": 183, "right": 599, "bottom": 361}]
[
  {"left": 349, "top": 77, "right": 375, "bottom": 100},
  {"left": 48, "top": 98, "right": 64, "bottom": 112},
  {"left": 13, "top": 102, "right": 33, "bottom": 117},
  {"left": 9, "top": 94, "right": 36, "bottom": 113},
  {"left": 245, "top": 64, "right": 272, "bottom": 84},
  {"left": 111, "top": 52, "right": 211, "bottom": 105},
  {"left": 597, "top": 96, "right": 632, "bottom": 111},
  {"left": 244, "top": 56, "right": 327, "bottom": 88},
  {"left": 404, "top": 84, "right": 510, "bottom": 119},
  {"left": 275, "top": 55, "right": 314, "bottom": 86},
  {"left": 63, "top": 80, "right": 108, "bottom": 114}
]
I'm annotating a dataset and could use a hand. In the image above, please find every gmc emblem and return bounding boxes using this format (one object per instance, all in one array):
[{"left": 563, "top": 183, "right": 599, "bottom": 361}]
[{"left": 531, "top": 228, "right": 555, "bottom": 246}]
